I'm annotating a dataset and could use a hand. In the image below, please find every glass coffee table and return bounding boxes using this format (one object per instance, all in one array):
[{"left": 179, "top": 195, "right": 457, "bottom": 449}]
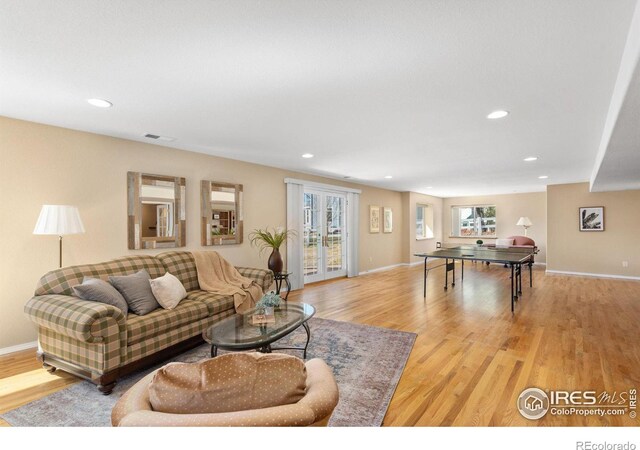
[{"left": 203, "top": 302, "right": 315, "bottom": 359}]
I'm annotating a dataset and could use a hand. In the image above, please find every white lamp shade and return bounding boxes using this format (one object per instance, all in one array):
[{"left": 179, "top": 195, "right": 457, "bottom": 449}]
[
  {"left": 33, "top": 205, "right": 85, "bottom": 235},
  {"left": 516, "top": 216, "right": 532, "bottom": 227}
]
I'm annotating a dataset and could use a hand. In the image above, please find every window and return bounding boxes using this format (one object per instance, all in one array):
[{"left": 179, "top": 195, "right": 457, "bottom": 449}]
[
  {"left": 416, "top": 204, "right": 434, "bottom": 239},
  {"left": 451, "top": 205, "right": 496, "bottom": 237}
]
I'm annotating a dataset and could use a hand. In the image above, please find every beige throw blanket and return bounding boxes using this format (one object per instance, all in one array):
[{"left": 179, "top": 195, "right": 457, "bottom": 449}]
[{"left": 192, "top": 251, "right": 263, "bottom": 313}]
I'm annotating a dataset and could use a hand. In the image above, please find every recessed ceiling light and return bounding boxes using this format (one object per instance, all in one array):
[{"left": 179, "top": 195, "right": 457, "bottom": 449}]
[
  {"left": 426, "top": 186, "right": 433, "bottom": 189},
  {"left": 384, "top": 175, "right": 393, "bottom": 179},
  {"left": 538, "top": 175, "right": 549, "bottom": 179},
  {"left": 487, "top": 110, "right": 509, "bottom": 119},
  {"left": 87, "top": 98, "right": 112, "bottom": 108},
  {"left": 523, "top": 157, "right": 538, "bottom": 162},
  {"left": 301, "top": 153, "right": 314, "bottom": 159}
]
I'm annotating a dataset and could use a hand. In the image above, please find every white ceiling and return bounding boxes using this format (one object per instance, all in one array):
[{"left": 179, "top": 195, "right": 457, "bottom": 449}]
[{"left": 1, "top": 0, "right": 638, "bottom": 197}]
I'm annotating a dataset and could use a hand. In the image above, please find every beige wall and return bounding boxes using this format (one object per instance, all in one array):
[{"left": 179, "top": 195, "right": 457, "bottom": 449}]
[
  {"left": 0, "top": 116, "right": 404, "bottom": 348},
  {"left": 443, "top": 192, "right": 547, "bottom": 263},
  {"left": 8, "top": 116, "right": 637, "bottom": 351},
  {"left": 547, "top": 182, "right": 640, "bottom": 277},
  {"left": 359, "top": 193, "right": 405, "bottom": 273},
  {"left": 405, "top": 192, "right": 444, "bottom": 264}
]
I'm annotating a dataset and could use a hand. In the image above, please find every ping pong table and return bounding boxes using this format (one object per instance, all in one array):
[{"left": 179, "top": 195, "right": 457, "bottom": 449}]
[{"left": 414, "top": 245, "right": 536, "bottom": 313}]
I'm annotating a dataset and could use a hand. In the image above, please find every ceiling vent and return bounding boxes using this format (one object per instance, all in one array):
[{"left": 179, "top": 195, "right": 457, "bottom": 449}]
[{"left": 144, "top": 134, "right": 175, "bottom": 142}]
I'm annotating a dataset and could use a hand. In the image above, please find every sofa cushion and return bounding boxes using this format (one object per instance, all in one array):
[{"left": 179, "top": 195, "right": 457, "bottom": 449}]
[
  {"left": 72, "top": 277, "right": 129, "bottom": 317},
  {"left": 186, "top": 290, "right": 235, "bottom": 316},
  {"left": 149, "top": 353, "right": 307, "bottom": 414},
  {"left": 156, "top": 251, "right": 199, "bottom": 292},
  {"left": 110, "top": 270, "right": 159, "bottom": 316},
  {"left": 149, "top": 273, "right": 187, "bottom": 310},
  {"left": 126, "top": 299, "right": 209, "bottom": 345},
  {"left": 35, "top": 255, "right": 166, "bottom": 296}
]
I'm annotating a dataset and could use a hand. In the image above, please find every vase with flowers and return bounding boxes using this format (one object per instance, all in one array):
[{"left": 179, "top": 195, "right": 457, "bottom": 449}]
[{"left": 249, "top": 227, "right": 296, "bottom": 274}]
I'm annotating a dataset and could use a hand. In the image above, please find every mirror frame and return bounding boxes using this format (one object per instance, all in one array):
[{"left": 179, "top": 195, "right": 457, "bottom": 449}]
[
  {"left": 128, "top": 171, "right": 186, "bottom": 249},
  {"left": 201, "top": 180, "right": 243, "bottom": 246}
]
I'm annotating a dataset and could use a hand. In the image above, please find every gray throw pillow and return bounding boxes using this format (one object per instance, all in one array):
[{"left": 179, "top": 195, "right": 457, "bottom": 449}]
[
  {"left": 72, "top": 277, "right": 129, "bottom": 318},
  {"left": 109, "top": 270, "right": 159, "bottom": 316}
]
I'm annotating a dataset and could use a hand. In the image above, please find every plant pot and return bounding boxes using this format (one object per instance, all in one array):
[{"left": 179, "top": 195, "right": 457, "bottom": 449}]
[{"left": 267, "top": 248, "right": 283, "bottom": 273}]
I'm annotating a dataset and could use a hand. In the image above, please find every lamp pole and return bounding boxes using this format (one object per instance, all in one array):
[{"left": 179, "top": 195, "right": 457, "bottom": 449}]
[{"left": 33, "top": 205, "right": 85, "bottom": 269}]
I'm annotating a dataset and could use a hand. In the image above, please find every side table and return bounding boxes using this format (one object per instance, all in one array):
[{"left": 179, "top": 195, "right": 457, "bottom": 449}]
[{"left": 273, "top": 272, "right": 292, "bottom": 301}]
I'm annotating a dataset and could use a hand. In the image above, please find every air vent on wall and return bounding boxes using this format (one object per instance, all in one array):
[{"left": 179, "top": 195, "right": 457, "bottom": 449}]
[{"left": 144, "top": 133, "right": 175, "bottom": 142}]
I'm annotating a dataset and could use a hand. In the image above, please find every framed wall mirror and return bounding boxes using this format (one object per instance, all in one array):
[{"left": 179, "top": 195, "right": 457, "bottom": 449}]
[
  {"left": 128, "top": 172, "right": 186, "bottom": 249},
  {"left": 201, "top": 180, "right": 243, "bottom": 246}
]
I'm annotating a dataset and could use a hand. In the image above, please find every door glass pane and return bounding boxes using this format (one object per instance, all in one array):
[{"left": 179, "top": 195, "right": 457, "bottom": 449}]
[
  {"left": 326, "top": 195, "right": 344, "bottom": 272},
  {"left": 303, "top": 193, "right": 321, "bottom": 276}
]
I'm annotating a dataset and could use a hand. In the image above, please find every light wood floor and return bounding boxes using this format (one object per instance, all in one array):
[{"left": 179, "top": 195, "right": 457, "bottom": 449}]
[{"left": 1, "top": 262, "right": 639, "bottom": 426}]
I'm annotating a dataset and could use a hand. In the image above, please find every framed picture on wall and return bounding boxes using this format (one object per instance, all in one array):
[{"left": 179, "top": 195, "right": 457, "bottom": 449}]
[
  {"left": 369, "top": 206, "right": 380, "bottom": 233},
  {"left": 383, "top": 207, "right": 393, "bottom": 233},
  {"left": 579, "top": 206, "right": 604, "bottom": 231}
]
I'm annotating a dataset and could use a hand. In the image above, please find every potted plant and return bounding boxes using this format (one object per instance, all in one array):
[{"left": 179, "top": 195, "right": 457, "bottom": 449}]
[{"left": 249, "top": 227, "right": 296, "bottom": 273}]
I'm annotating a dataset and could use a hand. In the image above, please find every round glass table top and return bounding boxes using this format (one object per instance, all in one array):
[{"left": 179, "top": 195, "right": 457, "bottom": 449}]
[{"left": 203, "top": 302, "right": 315, "bottom": 350}]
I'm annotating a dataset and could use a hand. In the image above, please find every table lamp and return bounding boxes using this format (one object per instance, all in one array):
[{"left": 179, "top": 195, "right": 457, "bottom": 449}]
[
  {"left": 33, "top": 205, "right": 85, "bottom": 268},
  {"left": 516, "top": 216, "right": 532, "bottom": 236}
]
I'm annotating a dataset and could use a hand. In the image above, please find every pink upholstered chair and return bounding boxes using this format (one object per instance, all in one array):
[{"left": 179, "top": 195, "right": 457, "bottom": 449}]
[
  {"left": 487, "top": 236, "right": 536, "bottom": 265},
  {"left": 507, "top": 235, "right": 535, "bottom": 247}
]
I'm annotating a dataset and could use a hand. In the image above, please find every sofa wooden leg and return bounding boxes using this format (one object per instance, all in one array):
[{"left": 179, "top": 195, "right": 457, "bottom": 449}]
[
  {"left": 98, "top": 382, "right": 116, "bottom": 395},
  {"left": 97, "top": 372, "right": 118, "bottom": 395},
  {"left": 39, "top": 352, "right": 57, "bottom": 373}
]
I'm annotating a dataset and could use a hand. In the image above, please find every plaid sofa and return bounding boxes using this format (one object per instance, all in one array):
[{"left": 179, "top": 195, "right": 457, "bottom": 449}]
[{"left": 24, "top": 251, "right": 273, "bottom": 394}]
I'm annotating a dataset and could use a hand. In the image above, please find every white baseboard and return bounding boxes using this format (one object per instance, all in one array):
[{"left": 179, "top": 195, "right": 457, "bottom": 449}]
[
  {"left": 359, "top": 263, "right": 410, "bottom": 275},
  {"left": 546, "top": 269, "right": 640, "bottom": 281},
  {"left": 358, "top": 259, "right": 547, "bottom": 276},
  {"left": 411, "top": 259, "right": 547, "bottom": 267},
  {"left": 0, "top": 341, "right": 38, "bottom": 356}
]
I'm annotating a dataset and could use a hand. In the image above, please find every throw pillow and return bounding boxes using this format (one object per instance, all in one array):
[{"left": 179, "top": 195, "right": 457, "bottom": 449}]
[
  {"left": 495, "top": 238, "right": 515, "bottom": 247},
  {"left": 72, "top": 277, "right": 128, "bottom": 317},
  {"left": 149, "top": 272, "right": 187, "bottom": 310},
  {"left": 149, "top": 353, "right": 307, "bottom": 414},
  {"left": 109, "top": 270, "right": 159, "bottom": 316}
]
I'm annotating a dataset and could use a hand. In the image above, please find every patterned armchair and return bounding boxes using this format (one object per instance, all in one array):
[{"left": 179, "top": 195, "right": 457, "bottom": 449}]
[{"left": 24, "top": 251, "right": 273, "bottom": 394}]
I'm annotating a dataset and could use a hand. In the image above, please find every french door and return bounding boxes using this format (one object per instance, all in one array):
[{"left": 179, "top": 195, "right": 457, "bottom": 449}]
[{"left": 303, "top": 189, "right": 347, "bottom": 283}]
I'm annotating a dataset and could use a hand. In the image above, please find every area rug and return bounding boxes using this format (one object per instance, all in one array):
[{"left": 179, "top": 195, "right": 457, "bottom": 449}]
[{"left": 1, "top": 318, "right": 415, "bottom": 427}]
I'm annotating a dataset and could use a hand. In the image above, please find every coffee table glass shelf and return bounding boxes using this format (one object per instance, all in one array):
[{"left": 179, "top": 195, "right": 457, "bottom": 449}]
[{"left": 203, "top": 302, "right": 315, "bottom": 358}]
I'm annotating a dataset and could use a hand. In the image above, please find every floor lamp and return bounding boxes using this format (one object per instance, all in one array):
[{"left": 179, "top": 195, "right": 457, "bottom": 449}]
[
  {"left": 516, "top": 216, "right": 532, "bottom": 237},
  {"left": 33, "top": 205, "right": 85, "bottom": 268}
]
